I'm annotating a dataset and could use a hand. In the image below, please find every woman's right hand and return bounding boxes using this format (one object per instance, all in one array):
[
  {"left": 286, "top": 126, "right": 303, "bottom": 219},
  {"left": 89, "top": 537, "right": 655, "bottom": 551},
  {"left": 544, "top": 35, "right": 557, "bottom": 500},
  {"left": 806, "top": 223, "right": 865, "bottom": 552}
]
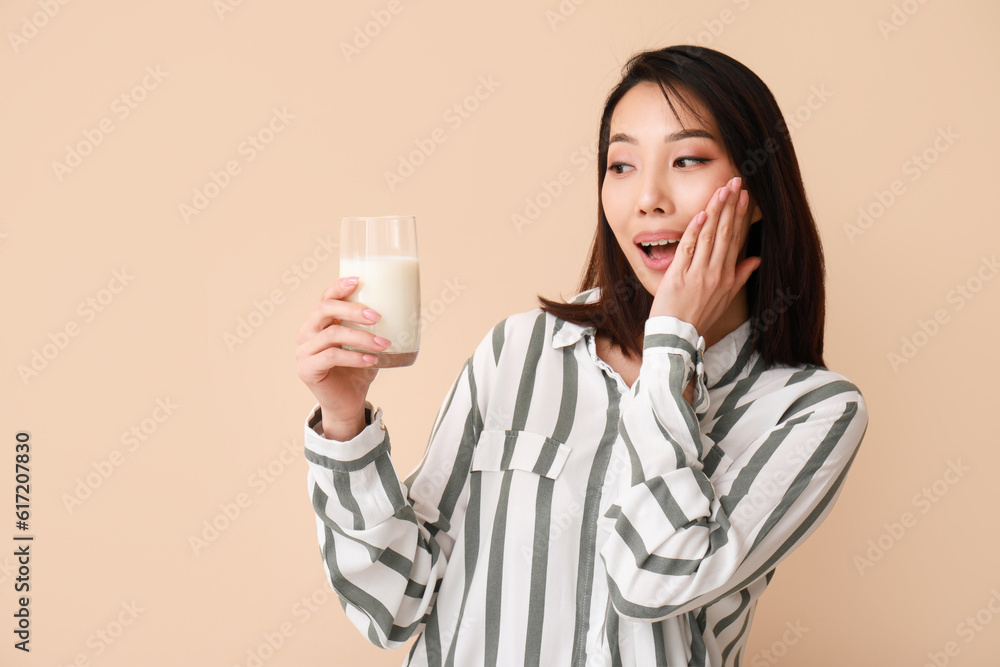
[{"left": 295, "top": 277, "right": 391, "bottom": 441}]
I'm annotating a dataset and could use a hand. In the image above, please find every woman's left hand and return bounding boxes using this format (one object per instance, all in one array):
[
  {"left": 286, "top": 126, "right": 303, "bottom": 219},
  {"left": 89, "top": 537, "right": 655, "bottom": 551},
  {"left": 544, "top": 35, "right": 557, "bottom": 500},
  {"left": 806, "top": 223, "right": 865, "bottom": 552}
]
[{"left": 649, "top": 176, "right": 761, "bottom": 335}]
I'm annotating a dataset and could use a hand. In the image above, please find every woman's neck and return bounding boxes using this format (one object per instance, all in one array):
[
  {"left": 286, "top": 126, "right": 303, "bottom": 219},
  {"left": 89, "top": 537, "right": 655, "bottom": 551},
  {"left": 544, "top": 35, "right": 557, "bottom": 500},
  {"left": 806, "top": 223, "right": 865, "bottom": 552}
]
[{"left": 702, "top": 286, "right": 750, "bottom": 350}]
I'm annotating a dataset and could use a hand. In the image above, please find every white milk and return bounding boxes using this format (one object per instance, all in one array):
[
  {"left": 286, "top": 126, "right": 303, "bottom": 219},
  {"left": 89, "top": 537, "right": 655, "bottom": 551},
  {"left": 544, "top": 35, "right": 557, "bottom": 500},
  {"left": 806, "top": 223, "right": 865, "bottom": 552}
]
[{"left": 340, "top": 256, "right": 421, "bottom": 363}]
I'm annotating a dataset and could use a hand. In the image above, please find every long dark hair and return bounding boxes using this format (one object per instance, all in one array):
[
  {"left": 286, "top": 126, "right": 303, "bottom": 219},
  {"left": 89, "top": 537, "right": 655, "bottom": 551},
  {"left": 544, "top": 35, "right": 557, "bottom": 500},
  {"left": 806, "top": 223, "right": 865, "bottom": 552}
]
[{"left": 539, "top": 45, "right": 826, "bottom": 368}]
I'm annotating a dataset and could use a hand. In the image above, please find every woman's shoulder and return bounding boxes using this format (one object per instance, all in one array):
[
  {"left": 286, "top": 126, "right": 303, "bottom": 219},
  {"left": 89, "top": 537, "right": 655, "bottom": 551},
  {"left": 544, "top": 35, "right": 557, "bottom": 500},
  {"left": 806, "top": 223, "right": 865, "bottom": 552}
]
[
  {"left": 752, "top": 361, "right": 868, "bottom": 425},
  {"left": 472, "top": 289, "right": 597, "bottom": 363}
]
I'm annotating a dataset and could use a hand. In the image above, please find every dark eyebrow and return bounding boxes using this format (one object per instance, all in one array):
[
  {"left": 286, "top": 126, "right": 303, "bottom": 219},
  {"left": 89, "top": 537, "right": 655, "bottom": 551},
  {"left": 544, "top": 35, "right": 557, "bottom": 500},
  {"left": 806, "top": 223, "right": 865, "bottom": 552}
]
[{"left": 609, "top": 128, "right": 717, "bottom": 145}]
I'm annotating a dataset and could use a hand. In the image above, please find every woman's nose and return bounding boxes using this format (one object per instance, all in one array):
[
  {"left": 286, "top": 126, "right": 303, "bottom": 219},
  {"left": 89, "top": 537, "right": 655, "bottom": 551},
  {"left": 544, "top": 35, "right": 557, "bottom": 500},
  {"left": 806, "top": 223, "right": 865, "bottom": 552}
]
[{"left": 637, "top": 170, "right": 671, "bottom": 216}]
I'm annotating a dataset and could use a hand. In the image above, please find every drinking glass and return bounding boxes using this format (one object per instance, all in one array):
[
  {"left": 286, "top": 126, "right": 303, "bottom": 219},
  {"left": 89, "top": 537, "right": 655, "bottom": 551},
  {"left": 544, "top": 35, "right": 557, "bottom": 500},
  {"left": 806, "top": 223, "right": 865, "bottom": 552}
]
[{"left": 339, "top": 215, "right": 420, "bottom": 368}]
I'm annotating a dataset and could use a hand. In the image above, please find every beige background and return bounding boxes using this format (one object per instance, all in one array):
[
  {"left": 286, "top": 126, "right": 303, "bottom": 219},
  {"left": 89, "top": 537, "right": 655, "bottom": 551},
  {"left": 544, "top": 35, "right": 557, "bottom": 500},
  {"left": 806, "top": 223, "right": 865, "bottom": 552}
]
[{"left": 2, "top": 0, "right": 998, "bottom": 665}]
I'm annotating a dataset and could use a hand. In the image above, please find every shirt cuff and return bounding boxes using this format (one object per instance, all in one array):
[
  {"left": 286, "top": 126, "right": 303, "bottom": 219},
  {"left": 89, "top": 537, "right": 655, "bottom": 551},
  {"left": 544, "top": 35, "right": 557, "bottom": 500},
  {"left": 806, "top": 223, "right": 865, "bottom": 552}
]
[
  {"left": 304, "top": 402, "right": 390, "bottom": 470},
  {"left": 642, "top": 316, "right": 709, "bottom": 416}
]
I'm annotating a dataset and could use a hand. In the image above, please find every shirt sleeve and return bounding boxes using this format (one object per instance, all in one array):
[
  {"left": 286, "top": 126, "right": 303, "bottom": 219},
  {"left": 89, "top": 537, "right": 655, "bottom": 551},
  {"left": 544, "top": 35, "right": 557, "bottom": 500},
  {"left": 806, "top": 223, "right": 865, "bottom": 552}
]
[
  {"left": 598, "top": 315, "right": 869, "bottom": 621},
  {"left": 303, "top": 329, "right": 495, "bottom": 649}
]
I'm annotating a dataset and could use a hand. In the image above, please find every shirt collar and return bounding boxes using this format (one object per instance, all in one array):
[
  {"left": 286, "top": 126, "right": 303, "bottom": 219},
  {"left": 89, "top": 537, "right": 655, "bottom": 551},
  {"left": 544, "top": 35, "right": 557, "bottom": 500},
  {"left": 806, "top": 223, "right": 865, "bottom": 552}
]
[
  {"left": 550, "top": 286, "right": 755, "bottom": 384},
  {"left": 551, "top": 288, "right": 600, "bottom": 349}
]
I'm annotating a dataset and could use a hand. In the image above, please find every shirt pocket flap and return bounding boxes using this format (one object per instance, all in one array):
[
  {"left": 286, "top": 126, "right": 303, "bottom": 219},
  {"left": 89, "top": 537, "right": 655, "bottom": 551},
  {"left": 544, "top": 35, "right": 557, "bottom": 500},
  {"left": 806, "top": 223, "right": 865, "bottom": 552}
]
[{"left": 471, "top": 430, "right": 571, "bottom": 480}]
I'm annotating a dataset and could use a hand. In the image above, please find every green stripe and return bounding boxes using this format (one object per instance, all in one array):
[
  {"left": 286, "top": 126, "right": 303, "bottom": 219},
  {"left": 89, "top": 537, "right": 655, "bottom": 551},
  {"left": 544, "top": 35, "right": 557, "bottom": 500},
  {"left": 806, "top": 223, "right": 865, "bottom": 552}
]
[
  {"left": 612, "top": 512, "right": 700, "bottom": 575},
  {"left": 531, "top": 438, "right": 560, "bottom": 476},
  {"left": 411, "top": 360, "right": 482, "bottom": 538},
  {"left": 712, "top": 354, "right": 770, "bottom": 421},
  {"left": 617, "top": 423, "right": 646, "bottom": 486},
  {"left": 607, "top": 606, "right": 622, "bottom": 667},
  {"left": 643, "top": 332, "right": 698, "bottom": 357},
  {"left": 651, "top": 620, "right": 667, "bottom": 665},
  {"left": 689, "top": 610, "right": 708, "bottom": 666},
  {"left": 375, "top": 452, "right": 405, "bottom": 511},
  {"left": 332, "top": 470, "right": 364, "bottom": 531},
  {"left": 317, "top": 503, "right": 397, "bottom": 643},
  {"left": 423, "top": 606, "right": 442, "bottom": 667},
  {"left": 715, "top": 587, "right": 750, "bottom": 635},
  {"left": 778, "top": 381, "right": 858, "bottom": 423},
  {"left": 523, "top": 477, "right": 554, "bottom": 667},
  {"left": 304, "top": 432, "right": 389, "bottom": 472},
  {"left": 484, "top": 470, "right": 515, "bottom": 667},
  {"left": 668, "top": 354, "right": 704, "bottom": 450},
  {"left": 719, "top": 415, "right": 810, "bottom": 516},
  {"left": 654, "top": 414, "right": 688, "bottom": 468},
  {"left": 644, "top": 476, "right": 693, "bottom": 529},
  {"left": 704, "top": 402, "right": 753, "bottom": 459},
  {"left": 509, "top": 312, "right": 548, "bottom": 435},
  {"left": 525, "top": 346, "right": 578, "bottom": 667},
  {"left": 423, "top": 359, "right": 471, "bottom": 453},
  {"left": 719, "top": 592, "right": 752, "bottom": 665},
  {"left": 551, "top": 345, "right": 579, "bottom": 443},
  {"left": 444, "top": 472, "right": 483, "bottom": 667},
  {"left": 569, "top": 372, "right": 620, "bottom": 667},
  {"left": 784, "top": 365, "right": 821, "bottom": 386},
  {"left": 707, "top": 333, "right": 756, "bottom": 390},
  {"left": 492, "top": 318, "right": 507, "bottom": 365},
  {"left": 750, "top": 403, "right": 857, "bottom": 551}
]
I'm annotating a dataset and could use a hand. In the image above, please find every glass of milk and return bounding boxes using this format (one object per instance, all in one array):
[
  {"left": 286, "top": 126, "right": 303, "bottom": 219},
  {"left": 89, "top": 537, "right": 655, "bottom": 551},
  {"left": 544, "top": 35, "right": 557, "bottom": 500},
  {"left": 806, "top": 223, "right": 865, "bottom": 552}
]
[{"left": 339, "top": 215, "right": 421, "bottom": 368}]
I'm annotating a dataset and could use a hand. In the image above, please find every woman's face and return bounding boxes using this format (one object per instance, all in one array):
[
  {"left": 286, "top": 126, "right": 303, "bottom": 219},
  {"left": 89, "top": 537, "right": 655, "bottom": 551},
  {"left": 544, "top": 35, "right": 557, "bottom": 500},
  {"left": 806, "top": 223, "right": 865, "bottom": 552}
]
[{"left": 601, "top": 81, "right": 755, "bottom": 297}]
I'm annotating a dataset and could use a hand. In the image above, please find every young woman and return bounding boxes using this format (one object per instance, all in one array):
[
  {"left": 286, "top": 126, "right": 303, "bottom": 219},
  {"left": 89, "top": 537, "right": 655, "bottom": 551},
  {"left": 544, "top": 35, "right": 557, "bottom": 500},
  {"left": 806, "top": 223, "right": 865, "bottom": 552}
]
[{"left": 296, "top": 45, "right": 868, "bottom": 667}]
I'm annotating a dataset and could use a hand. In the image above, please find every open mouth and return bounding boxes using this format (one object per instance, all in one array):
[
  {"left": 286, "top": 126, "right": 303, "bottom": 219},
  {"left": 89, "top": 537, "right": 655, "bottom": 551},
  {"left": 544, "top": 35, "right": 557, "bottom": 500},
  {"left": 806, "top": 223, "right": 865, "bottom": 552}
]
[{"left": 639, "top": 238, "right": 680, "bottom": 259}]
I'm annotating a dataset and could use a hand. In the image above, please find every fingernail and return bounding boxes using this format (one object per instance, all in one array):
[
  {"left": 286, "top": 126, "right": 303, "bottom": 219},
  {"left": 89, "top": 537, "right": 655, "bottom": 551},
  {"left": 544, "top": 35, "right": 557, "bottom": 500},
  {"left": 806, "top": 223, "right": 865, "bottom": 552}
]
[
  {"left": 362, "top": 354, "right": 378, "bottom": 364},
  {"left": 731, "top": 177, "right": 742, "bottom": 191},
  {"left": 739, "top": 190, "right": 748, "bottom": 207},
  {"left": 342, "top": 276, "right": 358, "bottom": 286},
  {"left": 364, "top": 309, "right": 381, "bottom": 322},
  {"left": 718, "top": 187, "right": 730, "bottom": 203},
  {"left": 373, "top": 336, "right": 391, "bottom": 347}
]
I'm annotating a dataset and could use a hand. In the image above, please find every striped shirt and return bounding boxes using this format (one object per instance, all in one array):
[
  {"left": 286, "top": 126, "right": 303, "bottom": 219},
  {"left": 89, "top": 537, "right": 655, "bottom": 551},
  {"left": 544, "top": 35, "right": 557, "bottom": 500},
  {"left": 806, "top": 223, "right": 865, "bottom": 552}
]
[{"left": 304, "top": 287, "right": 868, "bottom": 666}]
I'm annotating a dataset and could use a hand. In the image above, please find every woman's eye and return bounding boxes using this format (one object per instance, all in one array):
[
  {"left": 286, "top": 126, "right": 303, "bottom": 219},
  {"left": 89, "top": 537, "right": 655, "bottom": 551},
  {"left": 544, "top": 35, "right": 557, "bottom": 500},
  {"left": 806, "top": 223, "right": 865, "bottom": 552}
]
[
  {"left": 607, "top": 162, "right": 633, "bottom": 175},
  {"left": 675, "top": 157, "right": 709, "bottom": 168}
]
